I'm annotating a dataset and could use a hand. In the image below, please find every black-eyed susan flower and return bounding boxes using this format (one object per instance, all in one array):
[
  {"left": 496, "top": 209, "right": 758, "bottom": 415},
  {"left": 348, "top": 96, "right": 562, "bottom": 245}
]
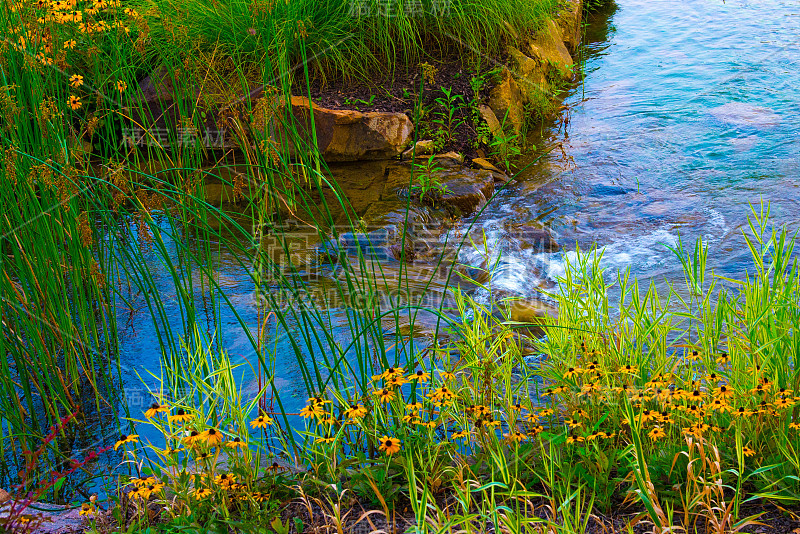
[
  {"left": 716, "top": 352, "right": 730, "bottom": 365},
  {"left": 585, "top": 430, "right": 601, "bottom": 442},
  {"left": 145, "top": 402, "right": 168, "bottom": 418},
  {"left": 553, "top": 385, "right": 569, "bottom": 394},
  {"left": 378, "top": 435, "right": 401, "bottom": 455},
  {"left": 250, "top": 415, "right": 273, "bottom": 429},
  {"left": 405, "top": 402, "right": 423, "bottom": 412},
  {"left": 69, "top": 74, "right": 83, "bottom": 87},
  {"left": 540, "top": 408, "right": 555, "bottom": 417},
  {"left": 195, "top": 451, "right": 212, "bottom": 462},
  {"left": 386, "top": 375, "right": 408, "bottom": 388},
  {"left": 131, "top": 476, "right": 154, "bottom": 488},
  {"left": 372, "top": 367, "right": 404, "bottom": 381},
  {"left": 265, "top": 461, "right": 282, "bottom": 473},
  {"left": 402, "top": 414, "right": 420, "bottom": 424},
  {"left": 63, "top": 39, "right": 76, "bottom": 49},
  {"left": 581, "top": 382, "right": 600, "bottom": 394},
  {"left": 742, "top": 446, "right": 756, "bottom": 457},
  {"left": 429, "top": 386, "right": 454, "bottom": 403},
  {"left": 226, "top": 437, "right": 246, "bottom": 450},
  {"left": 299, "top": 402, "right": 326, "bottom": 419},
  {"left": 564, "top": 367, "right": 581, "bottom": 379},
  {"left": 168, "top": 408, "right": 193, "bottom": 423},
  {"left": 116, "top": 80, "right": 127, "bottom": 93},
  {"left": 201, "top": 428, "right": 222, "bottom": 447},
  {"left": 252, "top": 491, "right": 270, "bottom": 502},
  {"left": 79, "top": 503, "right": 95, "bottom": 516},
  {"left": 648, "top": 427, "right": 667, "bottom": 441},
  {"left": 714, "top": 385, "right": 734, "bottom": 400},
  {"left": 214, "top": 473, "right": 236, "bottom": 488},
  {"left": 374, "top": 388, "right": 395, "bottom": 403},
  {"left": 138, "top": 483, "right": 165, "bottom": 499},
  {"left": 504, "top": 431, "right": 527, "bottom": 443},
  {"left": 411, "top": 370, "right": 430, "bottom": 382},
  {"left": 452, "top": 430, "right": 469, "bottom": 439},
  {"left": 732, "top": 406, "right": 753, "bottom": 419},
  {"left": 345, "top": 404, "right": 368, "bottom": 419},
  {"left": 687, "top": 350, "right": 701, "bottom": 362},
  {"left": 620, "top": 364, "right": 638, "bottom": 374},
  {"left": 182, "top": 430, "right": 201, "bottom": 447},
  {"left": 68, "top": 95, "right": 82, "bottom": 110},
  {"left": 193, "top": 488, "right": 212, "bottom": 499},
  {"left": 566, "top": 433, "right": 584, "bottom": 444},
  {"left": 316, "top": 434, "right": 336, "bottom": 444},
  {"left": 565, "top": 418, "right": 582, "bottom": 429},
  {"left": 114, "top": 434, "right": 138, "bottom": 450},
  {"left": 710, "top": 399, "right": 729, "bottom": 412},
  {"left": 439, "top": 370, "right": 455, "bottom": 381}
]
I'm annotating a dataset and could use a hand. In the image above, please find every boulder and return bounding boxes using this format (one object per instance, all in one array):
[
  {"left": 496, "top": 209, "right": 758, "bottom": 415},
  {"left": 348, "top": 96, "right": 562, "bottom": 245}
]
[
  {"left": 472, "top": 157, "right": 503, "bottom": 174},
  {"left": 255, "top": 96, "right": 414, "bottom": 162},
  {"left": 527, "top": 20, "right": 574, "bottom": 80},
  {"left": 487, "top": 68, "right": 526, "bottom": 136}
]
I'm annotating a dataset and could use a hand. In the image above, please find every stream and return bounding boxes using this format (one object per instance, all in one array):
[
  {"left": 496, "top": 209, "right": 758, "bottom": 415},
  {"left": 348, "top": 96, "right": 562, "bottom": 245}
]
[{"left": 112, "top": 0, "right": 800, "bottom": 459}]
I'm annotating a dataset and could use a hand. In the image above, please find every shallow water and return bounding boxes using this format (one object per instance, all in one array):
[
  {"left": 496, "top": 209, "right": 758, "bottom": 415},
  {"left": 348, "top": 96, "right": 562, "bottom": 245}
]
[
  {"left": 110, "top": 0, "right": 800, "bottom": 461},
  {"left": 473, "top": 0, "right": 800, "bottom": 292}
]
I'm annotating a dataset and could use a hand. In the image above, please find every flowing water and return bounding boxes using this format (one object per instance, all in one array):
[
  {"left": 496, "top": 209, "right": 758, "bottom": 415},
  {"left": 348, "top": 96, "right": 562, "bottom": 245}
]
[
  {"left": 112, "top": 0, "right": 800, "bottom": 454},
  {"left": 473, "top": 0, "right": 800, "bottom": 293}
]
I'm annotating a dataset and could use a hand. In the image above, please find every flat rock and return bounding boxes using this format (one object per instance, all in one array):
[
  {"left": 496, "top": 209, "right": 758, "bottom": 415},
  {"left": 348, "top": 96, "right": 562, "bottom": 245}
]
[
  {"left": 0, "top": 499, "right": 87, "bottom": 534},
  {"left": 478, "top": 104, "right": 503, "bottom": 137},
  {"left": 385, "top": 160, "right": 498, "bottom": 217}
]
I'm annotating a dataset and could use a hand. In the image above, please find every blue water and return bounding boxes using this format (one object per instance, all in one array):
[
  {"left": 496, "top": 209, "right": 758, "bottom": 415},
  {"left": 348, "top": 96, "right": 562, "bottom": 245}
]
[
  {"left": 110, "top": 0, "right": 800, "bottom": 464},
  {"left": 470, "top": 0, "right": 800, "bottom": 292}
]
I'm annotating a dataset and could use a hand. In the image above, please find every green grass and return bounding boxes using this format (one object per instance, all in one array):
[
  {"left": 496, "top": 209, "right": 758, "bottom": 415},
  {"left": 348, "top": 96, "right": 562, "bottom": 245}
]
[
  {"left": 130, "top": 0, "right": 559, "bottom": 84},
  {"left": 7, "top": 0, "right": 795, "bottom": 532}
]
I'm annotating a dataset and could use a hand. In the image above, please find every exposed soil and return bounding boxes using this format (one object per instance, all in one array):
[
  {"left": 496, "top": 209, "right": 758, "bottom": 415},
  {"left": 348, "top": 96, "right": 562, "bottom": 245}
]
[{"left": 298, "top": 56, "right": 503, "bottom": 161}]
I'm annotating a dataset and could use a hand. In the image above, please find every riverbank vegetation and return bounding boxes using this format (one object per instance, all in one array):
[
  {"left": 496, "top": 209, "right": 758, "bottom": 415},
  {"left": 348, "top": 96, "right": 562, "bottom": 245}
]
[{"left": 6, "top": 0, "right": 800, "bottom": 532}]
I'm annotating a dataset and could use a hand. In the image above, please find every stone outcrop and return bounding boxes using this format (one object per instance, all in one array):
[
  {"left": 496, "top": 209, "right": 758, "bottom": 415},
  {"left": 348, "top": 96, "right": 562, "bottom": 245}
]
[
  {"left": 556, "top": 0, "right": 584, "bottom": 53},
  {"left": 487, "top": 68, "right": 526, "bottom": 136},
  {"left": 525, "top": 20, "right": 574, "bottom": 81}
]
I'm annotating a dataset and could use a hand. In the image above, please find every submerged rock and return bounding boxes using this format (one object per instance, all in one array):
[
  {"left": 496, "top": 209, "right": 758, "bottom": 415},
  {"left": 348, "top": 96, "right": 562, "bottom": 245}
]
[
  {"left": 709, "top": 102, "right": 780, "bottom": 128},
  {"left": 505, "top": 224, "right": 560, "bottom": 252}
]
